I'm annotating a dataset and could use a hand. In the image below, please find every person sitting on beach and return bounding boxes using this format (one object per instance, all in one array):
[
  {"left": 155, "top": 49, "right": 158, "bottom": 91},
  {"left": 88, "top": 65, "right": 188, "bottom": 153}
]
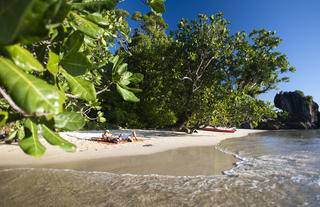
[
  {"left": 102, "top": 130, "right": 137, "bottom": 143},
  {"left": 102, "top": 130, "right": 120, "bottom": 143}
]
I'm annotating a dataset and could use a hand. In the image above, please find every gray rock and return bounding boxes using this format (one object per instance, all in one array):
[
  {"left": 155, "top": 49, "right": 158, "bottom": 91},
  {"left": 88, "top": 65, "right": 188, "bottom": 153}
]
[{"left": 259, "top": 91, "right": 319, "bottom": 130}]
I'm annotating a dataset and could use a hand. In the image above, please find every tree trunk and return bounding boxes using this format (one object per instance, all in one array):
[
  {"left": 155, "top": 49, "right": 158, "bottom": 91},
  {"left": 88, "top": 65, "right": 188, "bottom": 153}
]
[{"left": 173, "top": 111, "right": 192, "bottom": 131}]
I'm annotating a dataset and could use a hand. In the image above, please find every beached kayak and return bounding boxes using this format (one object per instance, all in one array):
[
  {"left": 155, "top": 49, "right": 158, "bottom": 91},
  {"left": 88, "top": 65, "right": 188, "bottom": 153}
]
[{"left": 202, "top": 128, "right": 236, "bottom": 133}]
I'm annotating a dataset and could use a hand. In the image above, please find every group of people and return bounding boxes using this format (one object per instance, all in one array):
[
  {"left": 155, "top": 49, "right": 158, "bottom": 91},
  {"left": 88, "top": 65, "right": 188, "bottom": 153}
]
[{"left": 102, "top": 130, "right": 137, "bottom": 143}]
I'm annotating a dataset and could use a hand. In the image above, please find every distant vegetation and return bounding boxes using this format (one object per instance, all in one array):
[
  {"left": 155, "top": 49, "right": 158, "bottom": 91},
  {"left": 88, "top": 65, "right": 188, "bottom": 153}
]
[
  {"left": 0, "top": 0, "right": 295, "bottom": 157},
  {"left": 294, "top": 90, "right": 313, "bottom": 104}
]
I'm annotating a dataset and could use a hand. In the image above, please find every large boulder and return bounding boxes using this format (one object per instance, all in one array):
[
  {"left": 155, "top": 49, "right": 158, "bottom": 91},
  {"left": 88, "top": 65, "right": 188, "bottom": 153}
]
[{"left": 269, "top": 91, "right": 319, "bottom": 129}]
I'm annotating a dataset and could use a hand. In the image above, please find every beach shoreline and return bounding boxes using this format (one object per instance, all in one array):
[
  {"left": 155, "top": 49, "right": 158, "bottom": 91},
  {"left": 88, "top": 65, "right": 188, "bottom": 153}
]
[{"left": 0, "top": 129, "right": 266, "bottom": 169}]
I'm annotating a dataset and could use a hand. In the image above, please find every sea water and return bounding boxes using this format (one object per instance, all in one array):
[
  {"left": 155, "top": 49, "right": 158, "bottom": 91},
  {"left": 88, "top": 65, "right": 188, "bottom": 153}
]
[{"left": 0, "top": 130, "right": 320, "bottom": 207}]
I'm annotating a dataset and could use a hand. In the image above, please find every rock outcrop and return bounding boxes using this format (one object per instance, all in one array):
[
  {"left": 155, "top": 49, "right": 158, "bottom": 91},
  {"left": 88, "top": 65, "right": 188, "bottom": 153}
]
[{"left": 259, "top": 91, "right": 320, "bottom": 129}]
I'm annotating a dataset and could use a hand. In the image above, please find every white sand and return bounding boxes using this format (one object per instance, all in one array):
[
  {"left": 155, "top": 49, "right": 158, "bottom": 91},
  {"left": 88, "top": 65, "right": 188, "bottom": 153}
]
[{"left": 0, "top": 129, "right": 265, "bottom": 167}]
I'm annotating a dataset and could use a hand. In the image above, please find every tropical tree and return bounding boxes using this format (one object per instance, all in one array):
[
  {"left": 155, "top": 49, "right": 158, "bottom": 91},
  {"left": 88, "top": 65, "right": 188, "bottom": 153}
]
[
  {"left": 223, "top": 28, "right": 296, "bottom": 97},
  {"left": 0, "top": 0, "right": 166, "bottom": 157},
  {"left": 120, "top": 13, "right": 294, "bottom": 129},
  {"left": 108, "top": 9, "right": 175, "bottom": 128}
]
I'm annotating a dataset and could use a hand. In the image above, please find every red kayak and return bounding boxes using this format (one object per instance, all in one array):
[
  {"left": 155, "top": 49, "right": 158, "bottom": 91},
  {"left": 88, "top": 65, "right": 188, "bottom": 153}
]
[{"left": 202, "top": 128, "right": 236, "bottom": 133}]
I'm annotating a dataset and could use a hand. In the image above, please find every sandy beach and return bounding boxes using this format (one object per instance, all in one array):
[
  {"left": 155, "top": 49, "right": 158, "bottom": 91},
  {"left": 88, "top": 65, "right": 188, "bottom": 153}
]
[{"left": 0, "top": 128, "right": 265, "bottom": 169}]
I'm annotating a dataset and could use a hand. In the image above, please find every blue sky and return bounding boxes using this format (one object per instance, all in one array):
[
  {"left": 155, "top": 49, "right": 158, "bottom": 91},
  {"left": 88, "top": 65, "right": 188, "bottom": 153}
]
[{"left": 118, "top": 0, "right": 320, "bottom": 104}]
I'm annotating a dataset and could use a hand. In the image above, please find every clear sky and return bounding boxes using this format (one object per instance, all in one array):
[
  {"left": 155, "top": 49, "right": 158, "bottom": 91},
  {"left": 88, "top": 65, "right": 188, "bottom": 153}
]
[{"left": 118, "top": 0, "right": 320, "bottom": 104}]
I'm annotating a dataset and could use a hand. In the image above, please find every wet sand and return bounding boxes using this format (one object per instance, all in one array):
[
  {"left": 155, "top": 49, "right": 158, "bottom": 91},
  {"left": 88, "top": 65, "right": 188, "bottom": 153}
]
[{"left": 24, "top": 146, "right": 238, "bottom": 176}]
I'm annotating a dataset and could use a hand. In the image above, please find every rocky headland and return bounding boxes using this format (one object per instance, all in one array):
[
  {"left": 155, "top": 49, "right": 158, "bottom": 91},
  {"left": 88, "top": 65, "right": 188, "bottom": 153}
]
[{"left": 258, "top": 91, "right": 320, "bottom": 130}]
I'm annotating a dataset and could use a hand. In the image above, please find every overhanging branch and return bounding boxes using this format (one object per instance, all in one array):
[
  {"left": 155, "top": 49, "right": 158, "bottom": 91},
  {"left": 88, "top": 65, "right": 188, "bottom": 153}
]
[
  {"left": 65, "top": 93, "right": 78, "bottom": 99},
  {"left": 96, "top": 83, "right": 113, "bottom": 95},
  {"left": 180, "top": 76, "right": 193, "bottom": 82},
  {"left": 0, "top": 86, "right": 32, "bottom": 117}
]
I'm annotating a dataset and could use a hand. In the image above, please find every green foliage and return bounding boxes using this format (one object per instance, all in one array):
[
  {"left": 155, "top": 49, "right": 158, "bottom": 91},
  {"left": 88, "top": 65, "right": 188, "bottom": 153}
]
[
  {"left": 60, "top": 52, "right": 92, "bottom": 76},
  {"left": 8, "top": 130, "right": 18, "bottom": 140},
  {"left": 147, "top": 0, "right": 166, "bottom": 14},
  {"left": 189, "top": 88, "right": 276, "bottom": 127},
  {"left": 0, "top": 111, "right": 8, "bottom": 126},
  {"left": 69, "top": 11, "right": 105, "bottom": 39},
  {"left": 110, "top": 55, "right": 143, "bottom": 102},
  {"left": 19, "top": 119, "right": 46, "bottom": 158},
  {"left": 4, "top": 120, "right": 25, "bottom": 141},
  {"left": 65, "top": 31, "right": 84, "bottom": 54},
  {"left": 115, "top": 9, "right": 130, "bottom": 19},
  {"left": 295, "top": 90, "right": 305, "bottom": 97},
  {"left": 0, "top": 0, "right": 294, "bottom": 156},
  {"left": 41, "top": 124, "right": 76, "bottom": 152},
  {"left": 71, "top": 0, "right": 119, "bottom": 13},
  {"left": 116, "top": 84, "right": 140, "bottom": 102},
  {"left": 306, "top": 95, "right": 313, "bottom": 104},
  {"left": 132, "top": 11, "right": 168, "bottom": 37},
  {"left": 0, "top": 57, "right": 65, "bottom": 116},
  {"left": 132, "top": 11, "right": 142, "bottom": 21},
  {"left": 0, "top": 0, "right": 146, "bottom": 157},
  {"left": 0, "top": 0, "right": 68, "bottom": 45},
  {"left": 232, "top": 29, "right": 296, "bottom": 97},
  {"left": 61, "top": 68, "right": 97, "bottom": 101},
  {"left": 54, "top": 112, "right": 85, "bottom": 131},
  {"left": 85, "top": 13, "right": 109, "bottom": 26},
  {"left": 119, "top": 12, "right": 294, "bottom": 129},
  {"left": 5, "top": 44, "right": 44, "bottom": 72},
  {"left": 47, "top": 52, "right": 60, "bottom": 74}
]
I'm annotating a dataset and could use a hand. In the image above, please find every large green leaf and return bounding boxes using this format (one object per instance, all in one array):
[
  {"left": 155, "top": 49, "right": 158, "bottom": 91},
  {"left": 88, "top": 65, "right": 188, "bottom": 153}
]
[
  {"left": 116, "top": 84, "right": 140, "bottom": 102},
  {"left": 119, "top": 84, "right": 143, "bottom": 93},
  {"left": 72, "top": 0, "right": 119, "bottom": 12},
  {"left": 85, "top": 13, "right": 108, "bottom": 26},
  {"left": 110, "top": 55, "right": 126, "bottom": 79},
  {"left": 21, "top": 0, "right": 69, "bottom": 43},
  {"left": 119, "top": 71, "right": 132, "bottom": 86},
  {"left": 41, "top": 124, "right": 76, "bottom": 152},
  {"left": 60, "top": 52, "right": 92, "bottom": 76},
  {"left": 5, "top": 44, "right": 44, "bottom": 72},
  {"left": 54, "top": 112, "right": 85, "bottom": 131},
  {"left": 0, "top": 0, "right": 34, "bottom": 45},
  {"left": 65, "top": 31, "right": 84, "bottom": 54},
  {"left": 19, "top": 119, "right": 46, "bottom": 158},
  {"left": 51, "top": 0, "right": 71, "bottom": 24},
  {"left": 0, "top": 0, "right": 65, "bottom": 45},
  {"left": 69, "top": 11, "right": 104, "bottom": 39},
  {"left": 111, "top": 55, "right": 120, "bottom": 76},
  {"left": 61, "top": 69, "right": 96, "bottom": 101},
  {"left": 0, "top": 57, "right": 64, "bottom": 116},
  {"left": 47, "top": 51, "right": 60, "bottom": 74}
]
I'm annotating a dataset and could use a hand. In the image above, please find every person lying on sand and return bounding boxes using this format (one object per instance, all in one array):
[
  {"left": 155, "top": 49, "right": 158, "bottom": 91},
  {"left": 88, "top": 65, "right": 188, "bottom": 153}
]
[{"left": 102, "top": 130, "right": 137, "bottom": 143}]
